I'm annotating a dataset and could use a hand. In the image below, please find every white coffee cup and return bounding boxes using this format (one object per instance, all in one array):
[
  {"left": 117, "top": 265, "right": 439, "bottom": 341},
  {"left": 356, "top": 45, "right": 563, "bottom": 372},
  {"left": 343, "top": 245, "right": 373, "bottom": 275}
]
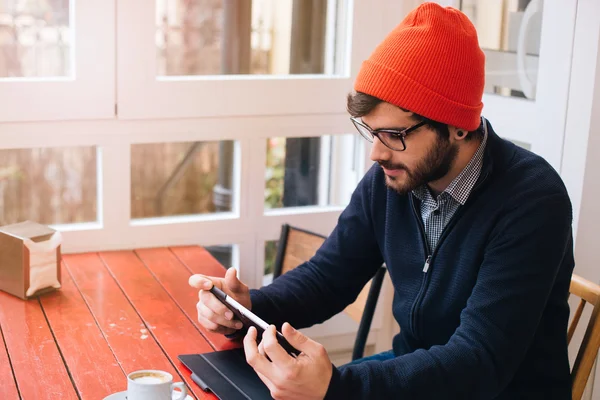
[{"left": 127, "top": 370, "right": 187, "bottom": 400}]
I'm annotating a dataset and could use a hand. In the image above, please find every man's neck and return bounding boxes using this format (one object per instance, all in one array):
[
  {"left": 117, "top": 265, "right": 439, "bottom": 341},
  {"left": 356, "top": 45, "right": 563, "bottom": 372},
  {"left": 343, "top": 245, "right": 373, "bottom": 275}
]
[{"left": 427, "top": 138, "right": 482, "bottom": 196}]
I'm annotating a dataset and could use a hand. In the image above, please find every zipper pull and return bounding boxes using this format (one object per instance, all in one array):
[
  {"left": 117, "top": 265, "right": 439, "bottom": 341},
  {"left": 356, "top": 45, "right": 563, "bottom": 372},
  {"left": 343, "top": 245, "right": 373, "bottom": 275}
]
[{"left": 423, "top": 256, "right": 432, "bottom": 273}]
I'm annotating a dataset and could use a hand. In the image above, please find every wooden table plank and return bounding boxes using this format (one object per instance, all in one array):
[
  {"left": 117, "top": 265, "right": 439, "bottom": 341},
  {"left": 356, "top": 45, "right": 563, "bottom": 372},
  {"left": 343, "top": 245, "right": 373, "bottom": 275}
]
[
  {"left": 0, "top": 291, "right": 78, "bottom": 400},
  {"left": 0, "top": 322, "right": 19, "bottom": 400},
  {"left": 98, "top": 251, "right": 217, "bottom": 400},
  {"left": 63, "top": 252, "right": 201, "bottom": 399},
  {"left": 135, "top": 247, "right": 239, "bottom": 352},
  {"left": 39, "top": 263, "right": 125, "bottom": 399}
]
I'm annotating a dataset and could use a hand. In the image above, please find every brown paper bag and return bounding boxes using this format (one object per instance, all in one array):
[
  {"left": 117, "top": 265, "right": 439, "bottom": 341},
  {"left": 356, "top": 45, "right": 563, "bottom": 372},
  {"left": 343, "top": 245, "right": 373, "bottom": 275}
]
[{"left": 0, "top": 221, "right": 62, "bottom": 299}]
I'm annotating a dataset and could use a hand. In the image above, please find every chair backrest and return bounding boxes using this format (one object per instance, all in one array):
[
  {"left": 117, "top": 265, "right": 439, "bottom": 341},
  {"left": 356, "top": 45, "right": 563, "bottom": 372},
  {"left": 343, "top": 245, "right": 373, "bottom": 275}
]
[
  {"left": 568, "top": 273, "right": 600, "bottom": 400},
  {"left": 272, "top": 224, "right": 380, "bottom": 325},
  {"left": 273, "top": 224, "right": 327, "bottom": 279}
]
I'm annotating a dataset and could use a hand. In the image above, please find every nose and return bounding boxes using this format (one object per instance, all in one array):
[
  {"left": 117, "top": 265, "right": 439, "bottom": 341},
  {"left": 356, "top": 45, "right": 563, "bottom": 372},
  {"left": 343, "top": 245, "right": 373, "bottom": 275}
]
[{"left": 370, "top": 136, "right": 392, "bottom": 163}]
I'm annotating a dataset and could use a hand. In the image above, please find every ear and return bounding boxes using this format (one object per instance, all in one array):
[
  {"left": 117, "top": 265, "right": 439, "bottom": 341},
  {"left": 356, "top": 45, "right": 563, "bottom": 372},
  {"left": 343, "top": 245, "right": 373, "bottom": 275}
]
[{"left": 448, "top": 125, "right": 468, "bottom": 141}]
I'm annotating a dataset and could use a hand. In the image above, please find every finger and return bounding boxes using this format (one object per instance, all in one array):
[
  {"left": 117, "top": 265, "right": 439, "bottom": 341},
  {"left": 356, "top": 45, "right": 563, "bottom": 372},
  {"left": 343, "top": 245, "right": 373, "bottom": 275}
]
[
  {"left": 255, "top": 370, "right": 279, "bottom": 398},
  {"left": 258, "top": 340, "right": 266, "bottom": 357},
  {"left": 196, "top": 310, "right": 236, "bottom": 335},
  {"left": 200, "top": 289, "right": 235, "bottom": 320},
  {"left": 189, "top": 274, "right": 218, "bottom": 291},
  {"left": 244, "top": 327, "right": 275, "bottom": 377},
  {"left": 262, "top": 325, "right": 293, "bottom": 367},
  {"left": 282, "top": 322, "right": 317, "bottom": 354},
  {"left": 197, "top": 302, "right": 243, "bottom": 330},
  {"left": 224, "top": 267, "right": 247, "bottom": 294},
  {"left": 257, "top": 373, "right": 296, "bottom": 400}
]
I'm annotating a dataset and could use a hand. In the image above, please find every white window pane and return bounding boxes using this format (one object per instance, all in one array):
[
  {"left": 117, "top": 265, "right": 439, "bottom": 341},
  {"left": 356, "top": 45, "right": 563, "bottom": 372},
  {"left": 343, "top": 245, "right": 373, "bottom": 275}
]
[
  {"left": 265, "top": 134, "right": 362, "bottom": 210},
  {"left": 0, "top": 146, "right": 97, "bottom": 225},
  {"left": 155, "top": 0, "right": 349, "bottom": 77},
  {"left": 460, "top": 0, "right": 542, "bottom": 100},
  {"left": 0, "top": 0, "right": 72, "bottom": 78},
  {"left": 131, "top": 140, "right": 235, "bottom": 219}
]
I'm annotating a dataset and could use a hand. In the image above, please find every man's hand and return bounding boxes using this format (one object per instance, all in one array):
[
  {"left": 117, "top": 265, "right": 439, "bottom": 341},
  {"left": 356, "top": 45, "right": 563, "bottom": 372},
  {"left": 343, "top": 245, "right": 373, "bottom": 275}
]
[
  {"left": 244, "top": 322, "right": 333, "bottom": 400},
  {"left": 189, "top": 268, "right": 251, "bottom": 336}
]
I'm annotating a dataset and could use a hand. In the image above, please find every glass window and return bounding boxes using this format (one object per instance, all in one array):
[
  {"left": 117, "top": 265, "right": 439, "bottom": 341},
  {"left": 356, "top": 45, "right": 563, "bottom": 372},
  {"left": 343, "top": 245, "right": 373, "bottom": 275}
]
[
  {"left": 262, "top": 239, "right": 278, "bottom": 286},
  {"left": 265, "top": 134, "right": 361, "bottom": 210},
  {"left": 205, "top": 244, "right": 235, "bottom": 269},
  {"left": 460, "top": 0, "right": 543, "bottom": 100},
  {"left": 264, "top": 239, "right": 278, "bottom": 276},
  {"left": 155, "top": 0, "right": 349, "bottom": 77},
  {"left": 0, "top": 146, "right": 97, "bottom": 225},
  {"left": 0, "top": 0, "right": 72, "bottom": 78},
  {"left": 131, "top": 140, "right": 235, "bottom": 219}
]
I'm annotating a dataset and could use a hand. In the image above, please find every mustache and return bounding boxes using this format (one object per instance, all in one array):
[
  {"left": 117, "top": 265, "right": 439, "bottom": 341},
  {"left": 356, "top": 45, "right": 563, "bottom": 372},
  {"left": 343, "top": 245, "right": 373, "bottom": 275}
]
[{"left": 377, "top": 160, "right": 408, "bottom": 171}]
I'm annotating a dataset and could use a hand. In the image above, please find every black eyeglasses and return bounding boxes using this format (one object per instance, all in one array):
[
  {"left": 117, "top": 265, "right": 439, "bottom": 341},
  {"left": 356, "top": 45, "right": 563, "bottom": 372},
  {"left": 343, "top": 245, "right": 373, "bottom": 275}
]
[{"left": 350, "top": 116, "right": 427, "bottom": 151}]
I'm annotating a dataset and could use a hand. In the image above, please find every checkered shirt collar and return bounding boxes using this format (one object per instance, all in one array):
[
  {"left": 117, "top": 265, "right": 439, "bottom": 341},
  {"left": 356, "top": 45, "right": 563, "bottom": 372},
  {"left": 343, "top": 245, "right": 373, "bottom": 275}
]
[{"left": 413, "top": 118, "right": 488, "bottom": 205}]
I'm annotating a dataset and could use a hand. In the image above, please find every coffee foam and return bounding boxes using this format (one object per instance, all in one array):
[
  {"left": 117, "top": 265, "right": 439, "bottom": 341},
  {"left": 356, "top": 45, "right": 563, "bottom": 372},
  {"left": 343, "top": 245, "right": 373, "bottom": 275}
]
[{"left": 130, "top": 372, "right": 169, "bottom": 384}]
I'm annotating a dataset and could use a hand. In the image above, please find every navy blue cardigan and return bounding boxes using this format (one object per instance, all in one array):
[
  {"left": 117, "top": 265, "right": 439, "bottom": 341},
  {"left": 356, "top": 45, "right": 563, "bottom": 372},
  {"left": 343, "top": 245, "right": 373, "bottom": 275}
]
[{"left": 250, "top": 120, "right": 575, "bottom": 399}]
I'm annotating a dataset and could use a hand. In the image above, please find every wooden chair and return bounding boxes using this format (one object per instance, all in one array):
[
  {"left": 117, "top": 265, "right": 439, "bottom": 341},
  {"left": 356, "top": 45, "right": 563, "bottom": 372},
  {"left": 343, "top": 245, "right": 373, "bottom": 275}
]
[
  {"left": 568, "top": 273, "right": 600, "bottom": 400},
  {"left": 272, "top": 223, "right": 386, "bottom": 361}
]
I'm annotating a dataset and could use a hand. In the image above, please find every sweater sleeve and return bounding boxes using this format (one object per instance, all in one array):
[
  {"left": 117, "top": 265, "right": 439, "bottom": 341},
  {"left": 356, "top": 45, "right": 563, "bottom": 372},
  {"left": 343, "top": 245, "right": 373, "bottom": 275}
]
[
  {"left": 248, "top": 165, "right": 384, "bottom": 330},
  {"left": 326, "top": 193, "right": 573, "bottom": 399}
]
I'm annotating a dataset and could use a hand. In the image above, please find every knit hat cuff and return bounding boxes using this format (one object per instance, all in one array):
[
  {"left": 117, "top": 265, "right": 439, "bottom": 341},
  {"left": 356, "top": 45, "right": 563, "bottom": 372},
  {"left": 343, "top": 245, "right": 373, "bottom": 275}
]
[{"left": 354, "top": 60, "right": 483, "bottom": 131}]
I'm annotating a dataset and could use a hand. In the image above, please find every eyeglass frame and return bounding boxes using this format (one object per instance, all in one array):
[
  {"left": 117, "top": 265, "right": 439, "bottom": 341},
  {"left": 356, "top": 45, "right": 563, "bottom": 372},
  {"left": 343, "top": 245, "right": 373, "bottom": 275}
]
[{"left": 350, "top": 116, "right": 428, "bottom": 151}]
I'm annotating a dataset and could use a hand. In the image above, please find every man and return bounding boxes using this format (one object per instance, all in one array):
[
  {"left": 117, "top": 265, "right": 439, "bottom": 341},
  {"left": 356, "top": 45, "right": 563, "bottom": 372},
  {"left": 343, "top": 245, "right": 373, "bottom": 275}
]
[{"left": 190, "top": 3, "right": 575, "bottom": 399}]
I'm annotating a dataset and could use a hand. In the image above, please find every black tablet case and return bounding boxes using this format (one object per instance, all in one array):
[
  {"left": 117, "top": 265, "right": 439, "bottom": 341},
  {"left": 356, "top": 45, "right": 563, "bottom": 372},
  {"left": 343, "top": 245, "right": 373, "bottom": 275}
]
[{"left": 178, "top": 348, "right": 272, "bottom": 399}]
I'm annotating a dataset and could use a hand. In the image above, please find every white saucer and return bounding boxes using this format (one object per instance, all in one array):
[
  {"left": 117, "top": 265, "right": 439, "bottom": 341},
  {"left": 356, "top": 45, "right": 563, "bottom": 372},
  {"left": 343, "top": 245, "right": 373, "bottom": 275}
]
[{"left": 103, "top": 390, "right": 193, "bottom": 400}]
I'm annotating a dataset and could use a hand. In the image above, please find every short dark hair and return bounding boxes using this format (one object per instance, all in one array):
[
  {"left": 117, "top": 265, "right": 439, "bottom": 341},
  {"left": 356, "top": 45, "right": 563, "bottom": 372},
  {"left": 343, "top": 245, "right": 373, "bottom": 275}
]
[{"left": 346, "top": 91, "right": 483, "bottom": 141}]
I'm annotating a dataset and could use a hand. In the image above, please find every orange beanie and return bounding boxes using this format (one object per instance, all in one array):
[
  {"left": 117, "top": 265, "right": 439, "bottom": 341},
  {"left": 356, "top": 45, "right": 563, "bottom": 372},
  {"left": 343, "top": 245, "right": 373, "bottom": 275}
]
[{"left": 354, "top": 2, "right": 485, "bottom": 131}]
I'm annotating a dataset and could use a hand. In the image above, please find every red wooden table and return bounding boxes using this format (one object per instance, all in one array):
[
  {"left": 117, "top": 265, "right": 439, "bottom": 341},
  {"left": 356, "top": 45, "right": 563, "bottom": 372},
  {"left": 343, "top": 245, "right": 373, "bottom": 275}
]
[{"left": 0, "top": 246, "right": 240, "bottom": 400}]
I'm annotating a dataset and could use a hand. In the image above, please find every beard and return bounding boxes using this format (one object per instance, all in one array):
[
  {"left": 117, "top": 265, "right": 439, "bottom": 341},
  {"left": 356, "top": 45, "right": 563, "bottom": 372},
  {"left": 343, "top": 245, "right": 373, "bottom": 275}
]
[{"left": 378, "top": 135, "right": 458, "bottom": 195}]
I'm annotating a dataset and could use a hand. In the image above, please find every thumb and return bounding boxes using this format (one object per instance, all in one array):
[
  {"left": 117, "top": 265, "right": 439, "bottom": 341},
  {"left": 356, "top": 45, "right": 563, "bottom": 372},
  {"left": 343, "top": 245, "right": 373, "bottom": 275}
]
[
  {"left": 281, "top": 322, "right": 315, "bottom": 353},
  {"left": 224, "top": 267, "right": 246, "bottom": 294}
]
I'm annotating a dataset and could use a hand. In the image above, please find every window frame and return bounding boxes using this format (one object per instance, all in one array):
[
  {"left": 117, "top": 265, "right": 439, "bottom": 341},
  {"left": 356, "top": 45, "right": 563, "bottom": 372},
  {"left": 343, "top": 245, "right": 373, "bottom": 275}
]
[
  {"left": 0, "top": 0, "right": 394, "bottom": 349},
  {"left": 0, "top": 113, "right": 367, "bottom": 287},
  {"left": 0, "top": 0, "right": 115, "bottom": 122},
  {"left": 0, "top": 0, "right": 386, "bottom": 290},
  {"left": 116, "top": 0, "right": 381, "bottom": 119}
]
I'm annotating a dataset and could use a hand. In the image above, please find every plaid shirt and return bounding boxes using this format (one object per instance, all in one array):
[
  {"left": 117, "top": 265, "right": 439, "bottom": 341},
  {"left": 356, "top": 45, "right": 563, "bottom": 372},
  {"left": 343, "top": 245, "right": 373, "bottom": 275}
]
[{"left": 412, "top": 120, "right": 488, "bottom": 252}]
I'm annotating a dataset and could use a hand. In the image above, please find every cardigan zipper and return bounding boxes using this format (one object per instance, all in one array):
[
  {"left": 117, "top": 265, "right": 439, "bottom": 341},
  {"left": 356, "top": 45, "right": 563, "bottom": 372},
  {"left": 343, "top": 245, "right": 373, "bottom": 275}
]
[
  {"left": 408, "top": 170, "right": 490, "bottom": 339},
  {"left": 423, "top": 256, "right": 432, "bottom": 273},
  {"left": 409, "top": 196, "right": 432, "bottom": 336}
]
